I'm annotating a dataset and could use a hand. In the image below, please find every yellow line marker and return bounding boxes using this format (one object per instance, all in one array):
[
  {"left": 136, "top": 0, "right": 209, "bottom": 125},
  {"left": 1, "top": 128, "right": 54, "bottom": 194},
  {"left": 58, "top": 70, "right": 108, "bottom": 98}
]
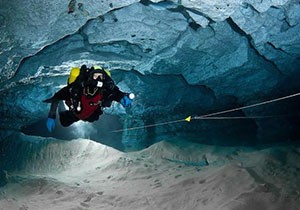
[{"left": 185, "top": 116, "right": 192, "bottom": 122}]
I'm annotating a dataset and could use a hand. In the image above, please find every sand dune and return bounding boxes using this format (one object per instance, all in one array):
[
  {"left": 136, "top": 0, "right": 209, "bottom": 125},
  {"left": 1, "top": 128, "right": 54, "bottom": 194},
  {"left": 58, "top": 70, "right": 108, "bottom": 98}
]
[{"left": 1, "top": 139, "right": 300, "bottom": 210}]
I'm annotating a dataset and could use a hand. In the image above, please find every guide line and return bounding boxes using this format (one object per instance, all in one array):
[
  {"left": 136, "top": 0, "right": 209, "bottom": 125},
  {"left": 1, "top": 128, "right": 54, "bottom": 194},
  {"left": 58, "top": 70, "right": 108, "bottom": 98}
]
[{"left": 111, "top": 92, "right": 300, "bottom": 133}]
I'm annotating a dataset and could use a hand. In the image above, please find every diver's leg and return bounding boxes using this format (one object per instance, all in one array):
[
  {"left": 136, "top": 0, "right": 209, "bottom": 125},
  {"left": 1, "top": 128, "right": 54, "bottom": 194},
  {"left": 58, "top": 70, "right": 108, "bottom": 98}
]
[{"left": 59, "top": 111, "right": 79, "bottom": 127}]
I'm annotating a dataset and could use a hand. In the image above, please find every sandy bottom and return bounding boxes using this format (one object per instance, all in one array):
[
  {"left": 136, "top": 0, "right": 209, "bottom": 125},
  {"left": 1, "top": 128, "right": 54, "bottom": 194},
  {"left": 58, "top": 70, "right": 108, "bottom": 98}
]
[{"left": 1, "top": 139, "right": 300, "bottom": 210}]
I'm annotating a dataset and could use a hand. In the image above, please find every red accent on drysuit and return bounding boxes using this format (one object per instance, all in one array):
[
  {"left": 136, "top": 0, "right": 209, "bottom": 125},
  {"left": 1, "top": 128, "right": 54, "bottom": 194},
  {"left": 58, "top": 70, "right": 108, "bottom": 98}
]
[{"left": 75, "top": 93, "right": 103, "bottom": 120}]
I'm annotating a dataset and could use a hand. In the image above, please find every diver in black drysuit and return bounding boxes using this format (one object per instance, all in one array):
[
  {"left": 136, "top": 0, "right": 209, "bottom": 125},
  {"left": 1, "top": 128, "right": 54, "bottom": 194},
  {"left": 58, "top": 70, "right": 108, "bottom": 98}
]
[{"left": 44, "top": 65, "right": 133, "bottom": 132}]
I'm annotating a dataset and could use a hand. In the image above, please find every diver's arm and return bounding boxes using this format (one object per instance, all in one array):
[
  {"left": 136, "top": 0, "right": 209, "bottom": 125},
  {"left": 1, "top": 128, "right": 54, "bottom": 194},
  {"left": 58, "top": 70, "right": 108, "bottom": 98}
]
[
  {"left": 109, "top": 80, "right": 136, "bottom": 107},
  {"left": 111, "top": 85, "right": 126, "bottom": 102},
  {"left": 48, "top": 99, "right": 59, "bottom": 119},
  {"left": 47, "top": 86, "right": 70, "bottom": 118},
  {"left": 45, "top": 86, "right": 71, "bottom": 132},
  {"left": 101, "top": 76, "right": 124, "bottom": 101},
  {"left": 102, "top": 78, "right": 116, "bottom": 91},
  {"left": 111, "top": 85, "right": 133, "bottom": 107},
  {"left": 101, "top": 73, "right": 132, "bottom": 107},
  {"left": 46, "top": 97, "right": 59, "bottom": 132}
]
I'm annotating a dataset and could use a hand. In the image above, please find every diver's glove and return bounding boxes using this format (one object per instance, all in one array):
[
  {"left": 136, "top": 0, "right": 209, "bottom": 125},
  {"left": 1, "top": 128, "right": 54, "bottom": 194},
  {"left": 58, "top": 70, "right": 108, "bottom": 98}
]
[
  {"left": 120, "top": 93, "right": 134, "bottom": 108},
  {"left": 47, "top": 118, "right": 55, "bottom": 132}
]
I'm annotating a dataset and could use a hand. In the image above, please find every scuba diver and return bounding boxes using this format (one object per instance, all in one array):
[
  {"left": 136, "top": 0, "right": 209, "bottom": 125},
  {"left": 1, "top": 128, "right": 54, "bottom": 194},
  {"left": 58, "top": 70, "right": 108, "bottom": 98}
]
[{"left": 44, "top": 65, "right": 134, "bottom": 132}]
